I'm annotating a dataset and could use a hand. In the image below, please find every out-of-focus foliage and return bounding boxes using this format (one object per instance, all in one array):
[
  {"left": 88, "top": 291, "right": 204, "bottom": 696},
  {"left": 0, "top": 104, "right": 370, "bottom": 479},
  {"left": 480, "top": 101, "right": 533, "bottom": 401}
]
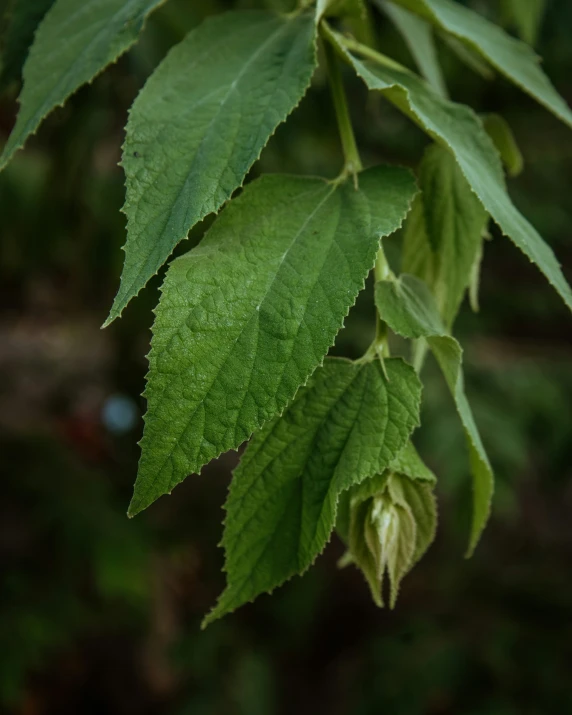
[{"left": 0, "top": 0, "right": 571, "bottom": 712}]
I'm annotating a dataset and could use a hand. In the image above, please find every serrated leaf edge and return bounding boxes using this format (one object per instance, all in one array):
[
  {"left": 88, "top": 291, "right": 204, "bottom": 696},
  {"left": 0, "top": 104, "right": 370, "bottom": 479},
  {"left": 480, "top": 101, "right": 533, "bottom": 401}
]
[
  {"left": 127, "top": 170, "right": 419, "bottom": 516},
  {"left": 0, "top": 0, "right": 168, "bottom": 171},
  {"left": 105, "top": 9, "right": 319, "bottom": 325},
  {"left": 202, "top": 357, "right": 422, "bottom": 627}
]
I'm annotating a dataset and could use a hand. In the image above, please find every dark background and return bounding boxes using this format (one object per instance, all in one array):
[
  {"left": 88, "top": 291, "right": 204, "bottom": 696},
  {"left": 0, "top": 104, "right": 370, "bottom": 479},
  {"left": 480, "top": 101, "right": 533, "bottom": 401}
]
[{"left": 1, "top": 0, "right": 571, "bottom": 713}]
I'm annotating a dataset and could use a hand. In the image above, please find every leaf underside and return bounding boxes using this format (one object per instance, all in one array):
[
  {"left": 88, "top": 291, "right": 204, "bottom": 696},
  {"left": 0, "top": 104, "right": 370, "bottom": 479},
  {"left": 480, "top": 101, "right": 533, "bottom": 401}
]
[
  {"left": 375, "top": 274, "right": 493, "bottom": 552},
  {"left": 204, "top": 356, "right": 422, "bottom": 626},
  {"left": 384, "top": 0, "right": 572, "bottom": 127},
  {"left": 380, "top": 1, "right": 447, "bottom": 97},
  {"left": 483, "top": 114, "right": 523, "bottom": 178},
  {"left": 330, "top": 32, "right": 572, "bottom": 311},
  {"left": 502, "top": 0, "right": 546, "bottom": 47},
  {"left": 402, "top": 143, "right": 487, "bottom": 327},
  {"left": 129, "top": 166, "right": 418, "bottom": 517},
  {"left": 107, "top": 10, "right": 318, "bottom": 322}
]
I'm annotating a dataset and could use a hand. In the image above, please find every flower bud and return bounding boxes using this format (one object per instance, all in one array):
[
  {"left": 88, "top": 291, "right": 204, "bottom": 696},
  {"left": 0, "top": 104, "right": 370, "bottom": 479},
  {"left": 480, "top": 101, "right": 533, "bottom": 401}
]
[{"left": 341, "top": 470, "right": 436, "bottom": 607}]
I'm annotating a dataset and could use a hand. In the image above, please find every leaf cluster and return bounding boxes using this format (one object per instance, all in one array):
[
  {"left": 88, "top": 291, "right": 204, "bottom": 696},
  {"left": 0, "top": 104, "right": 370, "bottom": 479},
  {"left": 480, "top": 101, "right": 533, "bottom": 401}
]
[{"left": 1, "top": 0, "right": 570, "bottom": 622}]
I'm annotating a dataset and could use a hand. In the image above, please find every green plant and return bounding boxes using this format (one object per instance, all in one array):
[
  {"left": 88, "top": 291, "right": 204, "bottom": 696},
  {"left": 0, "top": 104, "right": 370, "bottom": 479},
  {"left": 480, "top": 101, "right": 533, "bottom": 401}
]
[{"left": 1, "top": 0, "right": 570, "bottom": 624}]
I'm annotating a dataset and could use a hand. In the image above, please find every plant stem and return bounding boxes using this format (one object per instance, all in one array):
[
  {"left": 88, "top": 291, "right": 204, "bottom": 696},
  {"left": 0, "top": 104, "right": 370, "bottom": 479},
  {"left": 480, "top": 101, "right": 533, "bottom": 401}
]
[
  {"left": 374, "top": 245, "right": 391, "bottom": 358},
  {"left": 323, "top": 23, "right": 390, "bottom": 363},
  {"left": 338, "top": 33, "right": 408, "bottom": 73},
  {"left": 374, "top": 243, "right": 390, "bottom": 284},
  {"left": 322, "top": 32, "right": 363, "bottom": 177}
]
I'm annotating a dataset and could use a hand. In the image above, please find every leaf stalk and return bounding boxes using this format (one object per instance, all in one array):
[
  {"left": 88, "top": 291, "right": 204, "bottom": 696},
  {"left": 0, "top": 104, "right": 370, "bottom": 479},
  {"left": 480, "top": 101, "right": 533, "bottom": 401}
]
[
  {"left": 374, "top": 245, "right": 391, "bottom": 360},
  {"left": 322, "top": 26, "right": 363, "bottom": 178}
]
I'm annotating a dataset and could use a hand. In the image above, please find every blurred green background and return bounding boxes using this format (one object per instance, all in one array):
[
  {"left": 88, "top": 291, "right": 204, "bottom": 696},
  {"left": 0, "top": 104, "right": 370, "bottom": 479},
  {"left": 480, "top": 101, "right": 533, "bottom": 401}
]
[{"left": 1, "top": 0, "right": 571, "bottom": 713}]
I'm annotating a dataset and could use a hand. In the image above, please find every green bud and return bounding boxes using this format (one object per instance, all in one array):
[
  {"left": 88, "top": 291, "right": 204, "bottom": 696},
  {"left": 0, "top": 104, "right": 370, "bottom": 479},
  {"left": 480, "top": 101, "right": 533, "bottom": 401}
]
[{"left": 340, "top": 461, "right": 437, "bottom": 608}]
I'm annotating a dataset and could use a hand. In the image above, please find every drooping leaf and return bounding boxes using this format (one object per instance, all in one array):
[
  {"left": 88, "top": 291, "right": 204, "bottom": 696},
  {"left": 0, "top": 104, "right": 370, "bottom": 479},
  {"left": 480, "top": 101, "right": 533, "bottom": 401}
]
[
  {"left": 106, "top": 10, "right": 317, "bottom": 323},
  {"left": 375, "top": 274, "right": 493, "bottom": 552},
  {"left": 483, "top": 113, "right": 523, "bottom": 178},
  {"left": 0, "top": 0, "right": 165, "bottom": 170},
  {"left": 325, "top": 27, "right": 572, "bottom": 311},
  {"left": 382, "top": 0, "right": 572, "bottom": 127},
  {"left": 0, "top": 0, "right": 55, "bottom": 90},
  {"left": 129, "top": 167, "right": 418, "bottom": 517},
  {"left": 401, "top": 194, "right": 434, "bottom": 284},
  {"left": 203, "top": 357, "right": 422, "bottom": 626},
  {"left": 500, "top": 0, "right": 546, "bottom": 47},
  {"left": 380, "top": 0, "right": 447, "bottom": 98},
  {"left": 439, "top": 32, "right": 494, "bottom": 80},
  {"left": 377, "top": 273, "right": 447, "bottom": 338},
  {"left": 429, "top": 335, "right": 492, "bottom": 554},
  {"left": 401, "top": 143, "right": 488, "bottom": 327}
]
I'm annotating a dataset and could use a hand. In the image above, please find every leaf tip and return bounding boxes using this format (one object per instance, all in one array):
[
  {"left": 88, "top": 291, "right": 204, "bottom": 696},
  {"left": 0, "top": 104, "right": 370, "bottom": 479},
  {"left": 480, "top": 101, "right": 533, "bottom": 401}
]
[
  {"left": 103, "top": 290, "right": 129, "bottom": 328},
  {"left": 465, "top": 519, "right": 486, "bottom": 557},
  {"left": 200, "top": 612, "right": 217, "bottom": 630},
  {"left": 201, "top": 598, "right": 227, "bottom": 629},
  {"left": 464, "top": 538, "right": 478, "bottom": 560},
  {"left": 127, "top": 495, "right": 146, "bottom": 519},
  {"left": 0, "top": 151, "right": 11, "bottom": 174}
]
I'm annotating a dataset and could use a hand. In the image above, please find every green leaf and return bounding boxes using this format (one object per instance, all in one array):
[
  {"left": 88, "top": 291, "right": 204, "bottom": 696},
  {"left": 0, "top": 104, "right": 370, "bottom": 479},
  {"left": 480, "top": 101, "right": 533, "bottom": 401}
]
[
  {"left": 383, "top": 0, "right": 572, "bottom": 127},
  {"left": 501, "top": 0, "right": 546, "bottom": 47},
  {"left": 376, "top": 272, "right": 447, "bottom": 338},
  {"left": 380, "top": 0, "right": 447, "bottom": 98},
  {"left": 0, "top": 0, "right": 164, "bottom": 169},
  {"left": 389, "top": 441, "right": 436, "bottom": 485},
  {"left": 375, "top": 274, "right": 493, "bottom": 552},
  {"left": 317, "top": 0, "right": 367, "bottom": 20},
  {"left": 439, "top": 32, "right": 494, "bottom": 80},
  {"left": 401, "top": 193, "right": 434, "bottom": 284},
  {"left": 0, "top": 0, "right": 55, "bottom": 90},
  {"left": 106, "top": 10, "right": 317, "bottom": 323},
  {"left": 483, "top": 113, "right": 523, "bottom": 178},
  {"left": 326, "top": 28, "right": 572, "bottom": 311},
  {"left": 320, "top": 0, "right": 375, "bottom": 46},
  {"left": 400, "top": 476, "right": 437, "bottom": 565},
  {"left": 337, "top": 440, "right": 435, "bottom": 543},
  {"left": 203, "top": 357, "right": 422, "bottom": 625},
  {"left": 402, "top": 143, "right": 488, "bottom": 327},
  {"left": 130, "top": 167, "right": 418, "bottom": 517},
  {"left": 429, "top": 335, "right": 492, "bottom": 554}
]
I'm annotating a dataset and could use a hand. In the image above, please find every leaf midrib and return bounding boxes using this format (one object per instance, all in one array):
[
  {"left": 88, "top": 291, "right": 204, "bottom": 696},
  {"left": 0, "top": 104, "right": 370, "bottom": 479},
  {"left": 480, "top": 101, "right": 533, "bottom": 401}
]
[
  {"left": 135, "top": 183, "right": 336, "bottom": 510},
  {"left": 225, "top": 363, "right": 365, "bottom": 582},
  {"left": 120, "top": 15, "right": 305, "bottom": 304}
]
